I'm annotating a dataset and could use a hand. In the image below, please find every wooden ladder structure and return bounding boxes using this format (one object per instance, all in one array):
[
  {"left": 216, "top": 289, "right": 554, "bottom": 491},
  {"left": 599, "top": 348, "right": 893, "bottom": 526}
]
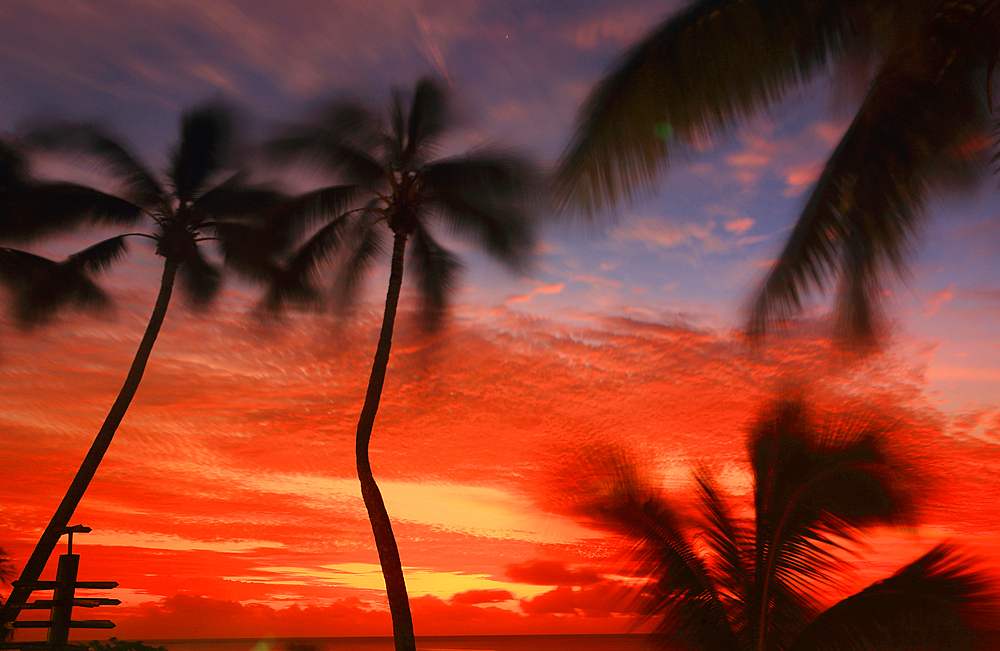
[{"left": 1, "top": 526, "right": 119, "bottom": 651}]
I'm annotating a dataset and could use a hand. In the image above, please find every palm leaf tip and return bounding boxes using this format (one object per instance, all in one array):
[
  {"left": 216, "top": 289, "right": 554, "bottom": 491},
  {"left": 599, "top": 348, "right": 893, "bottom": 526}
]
[
  {"left": 403, "top": 77, "right": 450, "bottom": 164},
  {"left": 0, "top": 138, "right": 30, "bottom": 190},
  {"left": 556, "top": 0, "right": 868, "bottom": 219},
  {"left": 330, "top": 206, "right": 386, "bottom": 314},
  {"left": 0, "top": 184, "right": 142, "bottom": 243},
  {"left": 409, "top": 224, "right": 461, "bottom": 329},
  {"left": 427, "top": 153, "right": 541, "bottom": 271},
  {"left": 171, "top": 104, "right": 235, "bottom": 203},
  {"left": 26, "top": 122, "right": 163, "bottom": 208},
  {"left": 266, "top": 107, "right": 385, "bottom": 186},
  {"left": 71, "top": 235, "right": 130, "bottom": 274},
  {"left": 177, "top": 247, "right": 221, "bottom": 309},
  {"left": 0, "top": 241, "right": 126, "bottom": 329},
  {"left": 257, "top": 262, "right": 322, "bottom": 318},
  {"left": 750, "top": 396, "right": 921, "bottom": 530},
  {"left": 790, "top": 544, "right": 1000, "bottom": 651}
]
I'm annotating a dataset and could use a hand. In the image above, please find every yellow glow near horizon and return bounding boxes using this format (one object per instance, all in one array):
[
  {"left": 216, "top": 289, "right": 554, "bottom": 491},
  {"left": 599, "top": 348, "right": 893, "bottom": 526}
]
[{"left": 251, "top": 563, "right": 551, "bottom": 601}]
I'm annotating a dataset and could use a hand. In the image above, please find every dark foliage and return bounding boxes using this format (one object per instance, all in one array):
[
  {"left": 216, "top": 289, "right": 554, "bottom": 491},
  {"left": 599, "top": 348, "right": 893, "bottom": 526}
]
[
  {"left": 568, "top": 395, "right": 999, "bottom": 651},
  {"left": 556, "top": 0, "right": 1000, "bottom": 351}
]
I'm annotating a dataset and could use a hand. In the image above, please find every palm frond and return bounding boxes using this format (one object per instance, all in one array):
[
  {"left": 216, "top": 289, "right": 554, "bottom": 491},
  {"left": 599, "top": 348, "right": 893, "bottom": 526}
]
[
  {"left": 789, "top": 544, "right": 1000, "bottom": 651},
  {"left": 696, "top": 472, "right": 751, "bottom": 645},
  {"left": 389, "top": 89, "right": 408, "bottom": 168},
  {"left": 0, "top": 138, "right": 30, "bottom": 190},
  {"left": 332, "top": 202, "right": 387, "bottom": 310},
  {"left": 267, "top": 119, "right": 386, "bottom": 188},
  {"left": 264, "top": 184, "right": 367, "bottom": 242},
  {"left": 68, "top": 235, "right": 130, "bottom": 274},
  {"left": 423, "top": 153, "right": 539, "bottom": 271},
  {"left": 209, "top": 221, "right": 283, "bottom": 284},
  {"left": 258, "top": 264, "right": 319, "bottom": 316},
  {"left": 555, "top": 0, "right": 868, "bottom": 217},
  {"left": 425, "top": 151, "right": 541, "bottom": 200},
  {"left": 0, "top": 246, "right": 114, "bottom": 329},
  {"left": 316, "top": 102, "right": 386, "bottom": 152},
  {"left": 177, "top": 245, "right": 220, "bottom": 309},
  {"left": 191, "top": 174, "right": 285, "bottom": 218},
  {"left": 747, "top": 10, "right": 994, "bottom": 350},
  {"left": 260, "top": 211, "right": 356, "bottom": 314},
  {"left": 402, "top": 77, "right": 450, "bottom": 168},
  {"left": 0, "top": 247, "right": 51, "bottom": 291},
  {"left": 0, "top": 183, "right": 142, "bottom": 243},
  {"left": 567, "top": 447, "right": 742, "bottom": 651},
  {"left": 747, "top": 396, "right": 921, "bottom": 650},
  {"left": 170, "top": 105, "right": 235, "bottom": 204},
  {"left": 27, "top": 123, "right": 163, "bottom": 208},
  {"left": 408, "top": 222, "right": 461, "bottom": 328}
]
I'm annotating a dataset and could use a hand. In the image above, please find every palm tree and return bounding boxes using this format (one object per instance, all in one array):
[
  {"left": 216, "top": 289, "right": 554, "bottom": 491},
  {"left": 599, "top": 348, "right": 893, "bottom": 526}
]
[
  {"left": 0, "top": 105, "right": 290, "bottom": 630},
  {"left": 555, "top": 0, "right": 1000, "bottom": 349},
  {"left": 266, "top": 77, "right": 541, "bottom": 651},
  {"left": 569, "top": 396, "right": 998, "bottom": 651}
]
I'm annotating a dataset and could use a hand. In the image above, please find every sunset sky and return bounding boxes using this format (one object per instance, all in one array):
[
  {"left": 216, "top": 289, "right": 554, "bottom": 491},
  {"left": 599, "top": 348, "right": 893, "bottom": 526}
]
[{"left": 3, "top": 0, "right": 1000, "bottom": 641}]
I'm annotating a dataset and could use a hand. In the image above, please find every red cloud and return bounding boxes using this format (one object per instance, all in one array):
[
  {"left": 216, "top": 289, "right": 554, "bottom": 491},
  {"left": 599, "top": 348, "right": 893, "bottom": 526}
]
[
  {"left": 111, "top": 593, "right": 390, "bottom": 640},
  {"left": 449, "top": 589, "right": 514, "bottom": 604},
  {"left": 505, "top": 560, "right": 602, "bottom": 586},
  {"left": 519, "top": 580, "right": 641, "bottom": 617},
  {"left": 5, "top": 298, "right": 999, "bottom": 639}
]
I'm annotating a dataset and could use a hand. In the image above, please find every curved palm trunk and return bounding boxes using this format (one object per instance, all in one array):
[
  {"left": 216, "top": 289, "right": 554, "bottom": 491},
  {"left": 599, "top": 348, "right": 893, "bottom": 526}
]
[
  {"left": 355, "top": 230, "right": 415, "bottom": 651},
  {"left": 0, "top": 258, "right": 179, "bottom": 631}
]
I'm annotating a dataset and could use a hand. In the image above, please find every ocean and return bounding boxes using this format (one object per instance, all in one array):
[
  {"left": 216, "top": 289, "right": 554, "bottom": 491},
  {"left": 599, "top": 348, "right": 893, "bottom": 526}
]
[{"left": 141, "top": 635, "right": 652, "bottom": 651}]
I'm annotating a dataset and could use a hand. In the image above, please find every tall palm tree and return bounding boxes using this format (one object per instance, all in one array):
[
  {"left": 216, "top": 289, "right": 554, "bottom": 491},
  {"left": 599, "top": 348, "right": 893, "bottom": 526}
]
[
  {"left": 266, "top": 77, "right": 541, "bottom": 651},
  {"left": 555, "top": 0, "right": 1000, "bottom": 349},
  {"left": 570, "top": 396, "right": 998, "bottom": 651},
  {"left": 0, "top": 105, "right": 290, "bottom": 630}
]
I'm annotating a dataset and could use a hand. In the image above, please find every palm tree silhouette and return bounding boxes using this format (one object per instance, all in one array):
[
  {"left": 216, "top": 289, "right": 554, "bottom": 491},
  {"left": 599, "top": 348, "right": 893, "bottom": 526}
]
[
  {"left": 266, "top": 77, "right": 541, "bottom": 651},
  {"left": 570, "top": 396, "right": 998, "bottom": 651},
  {"left": 555, "top": 0, "right": 999, "bottom": 349},
  {"left": 0, "top": 105, "right": 289, "bottom": 629}
]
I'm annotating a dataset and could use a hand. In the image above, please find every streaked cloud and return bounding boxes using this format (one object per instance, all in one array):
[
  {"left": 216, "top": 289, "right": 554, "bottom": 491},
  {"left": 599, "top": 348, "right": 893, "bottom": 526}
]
[{"left": 724, "top": 217, "right": 755, "bottom": 234}]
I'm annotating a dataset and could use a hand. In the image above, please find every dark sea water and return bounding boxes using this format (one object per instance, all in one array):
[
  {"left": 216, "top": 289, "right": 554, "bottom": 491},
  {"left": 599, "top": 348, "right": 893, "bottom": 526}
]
[{"left": 143, "top": 635, "right": 652, "bottom": 651}]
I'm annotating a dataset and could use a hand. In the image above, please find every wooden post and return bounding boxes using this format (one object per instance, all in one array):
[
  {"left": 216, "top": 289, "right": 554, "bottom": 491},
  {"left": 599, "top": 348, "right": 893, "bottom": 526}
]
[
  {"left": 47, "top": 554, "right": 78, "bottom": 651},
  {"left": 1, "top": 526, "right": 117, "bottom": 651}
]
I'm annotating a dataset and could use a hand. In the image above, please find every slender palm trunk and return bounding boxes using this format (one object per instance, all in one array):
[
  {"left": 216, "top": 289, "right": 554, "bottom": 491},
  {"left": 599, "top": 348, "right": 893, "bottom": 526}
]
[
  {"left": 0, "top": 258, "right": 179, "bottom": 631},
  {"left": 356, "top": 230, "right": 415, "bottom": 651}
]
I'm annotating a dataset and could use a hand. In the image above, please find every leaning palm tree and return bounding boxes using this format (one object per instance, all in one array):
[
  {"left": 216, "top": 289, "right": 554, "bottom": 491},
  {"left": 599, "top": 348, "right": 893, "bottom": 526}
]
[
  {"left": 266, "top": 77, "right": 540, "bottom": 651},
  {"left": 570, "top": 396, "right": 998, "bottom": 651},
  {"left": 556, "top": 0, "right": 1000, "bottom": 349},
  {"left": 0, "top": 105, "right": 290, "bottom": 629}
]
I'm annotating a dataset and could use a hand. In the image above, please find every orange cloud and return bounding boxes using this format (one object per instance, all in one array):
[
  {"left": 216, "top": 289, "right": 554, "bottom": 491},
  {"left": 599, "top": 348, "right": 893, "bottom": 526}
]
[
  {"left": 724, "top": 217, "right": 754, "bottom": 234},
  {"left": 4, "top": 302, "right": 1000, "bottom": 638},
  {"left": 450, "top": 589, "right": 514, "bottom": 605},
  {"left": 925, "top": 285, "right": 955, "bottom": 316},
  {"left": 782, "top": 159, "right": 824, "bottom": 197},
  {"left": 504, "top": 282, "right": 564, "bottom": 304},
  {"left": 505, "top": 560, "right": 602, "bottom": 586}
]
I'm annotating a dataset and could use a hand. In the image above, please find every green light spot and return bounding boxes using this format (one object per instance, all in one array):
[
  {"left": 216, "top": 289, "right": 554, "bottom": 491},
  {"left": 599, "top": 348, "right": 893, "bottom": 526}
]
[{"left": 655, "top": 122, "right": 674, "bottom": 140}]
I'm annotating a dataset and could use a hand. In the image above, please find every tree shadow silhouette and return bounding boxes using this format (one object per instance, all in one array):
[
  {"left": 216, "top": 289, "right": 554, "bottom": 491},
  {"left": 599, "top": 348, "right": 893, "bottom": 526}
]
[{"left": 558, "top": 393, "right": 1000, "bottom": 651}]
